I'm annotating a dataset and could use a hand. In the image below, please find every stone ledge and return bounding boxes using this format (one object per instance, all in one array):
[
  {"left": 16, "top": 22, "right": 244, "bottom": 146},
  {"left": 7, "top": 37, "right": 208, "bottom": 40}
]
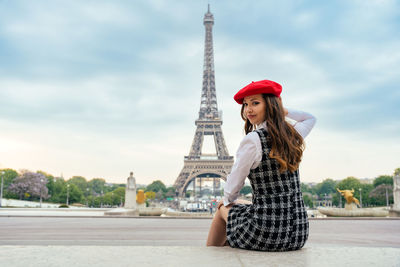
[
  {"left": 1, "top": 245, "right": 399, "bottom": 267},
  {"left": 389, "top": 209, "right": 400, "bottom": 217},
  {"left": 1, "top": 214, "right": 400, "bottom": 220}
]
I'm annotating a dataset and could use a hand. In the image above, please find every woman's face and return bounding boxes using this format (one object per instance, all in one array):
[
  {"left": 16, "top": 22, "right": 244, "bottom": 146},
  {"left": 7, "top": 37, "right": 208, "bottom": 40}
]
[{"left": 243, "top": 94, "right": 266, "bottom": 126}]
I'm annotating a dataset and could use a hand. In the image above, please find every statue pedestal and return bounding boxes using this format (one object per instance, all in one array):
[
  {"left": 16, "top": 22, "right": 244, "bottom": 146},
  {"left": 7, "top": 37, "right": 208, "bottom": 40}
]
[
  {"left": 318, "top": 207, "right": 388, "bottom": 217},
  {"left": 137, "top": 203, "right": 146, "bottom": 209},
  {"left": 104, "top": 172, "right": 139, "bottom": 217},
  {"left": 389, "top": 208, "right": 400, "bottom": 217},
  {"left": 125, "top": 173, "right": 137, "bottom": 210},
  {"left": 104, "top": 208, "right": 139, "bottom": 216},
  {"left": 345, "top": 203, "right": 358, "bottom": 210},
  {"left": 392, "top": 174, "right": 400, "bottom": 216}
]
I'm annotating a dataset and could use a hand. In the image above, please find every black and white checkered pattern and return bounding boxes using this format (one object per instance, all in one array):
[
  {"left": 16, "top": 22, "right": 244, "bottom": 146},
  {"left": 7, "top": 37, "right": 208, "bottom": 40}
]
[{"left": 226, "top": 128, "right": 309, "bottom": 251}]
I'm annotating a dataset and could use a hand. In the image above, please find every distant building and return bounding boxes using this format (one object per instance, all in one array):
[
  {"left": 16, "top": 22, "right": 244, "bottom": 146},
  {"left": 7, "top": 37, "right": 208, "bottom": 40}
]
[
  {"left": 306, "top": 182, "right": 318, "bottom": 187},
  {"left": 359, "top": 178, "right": 374, "bottom": 184}
]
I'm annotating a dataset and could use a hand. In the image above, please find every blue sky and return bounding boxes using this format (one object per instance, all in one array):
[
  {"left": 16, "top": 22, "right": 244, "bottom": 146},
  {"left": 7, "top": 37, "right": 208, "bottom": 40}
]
[{"left": 0, "top": 0, "right": 399, "bottom": 185}]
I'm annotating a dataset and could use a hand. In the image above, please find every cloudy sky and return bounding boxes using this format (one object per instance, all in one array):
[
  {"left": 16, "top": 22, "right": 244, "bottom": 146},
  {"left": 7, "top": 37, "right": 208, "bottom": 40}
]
[{"left": 0, "top": 0, "right": 399, "bottom": 185}]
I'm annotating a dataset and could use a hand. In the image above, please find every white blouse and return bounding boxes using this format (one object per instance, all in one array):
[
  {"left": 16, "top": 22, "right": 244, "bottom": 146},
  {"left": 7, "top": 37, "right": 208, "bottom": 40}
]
[{"left": 223, "top": 108, "right": 316, "bottom": 206}]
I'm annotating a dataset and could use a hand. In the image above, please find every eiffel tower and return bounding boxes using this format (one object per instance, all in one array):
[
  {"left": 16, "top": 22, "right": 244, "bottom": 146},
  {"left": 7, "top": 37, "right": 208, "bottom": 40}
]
[{"left": 174, "top": 5, "right": 234, "bottom": 197}]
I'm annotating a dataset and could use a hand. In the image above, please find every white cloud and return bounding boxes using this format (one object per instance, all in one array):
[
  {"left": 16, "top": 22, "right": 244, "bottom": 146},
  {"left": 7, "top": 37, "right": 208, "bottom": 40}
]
[
  {"left": 292, "top": 11, "right": 319, "bottom": 28},
  {"left": 2, "top": 2, "right": 143, "bottom": 44}
]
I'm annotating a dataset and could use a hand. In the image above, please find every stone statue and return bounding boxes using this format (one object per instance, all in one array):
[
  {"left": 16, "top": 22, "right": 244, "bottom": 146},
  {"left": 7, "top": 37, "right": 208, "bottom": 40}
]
[
  {"left": 124, "top": 172, "right": 138, "bottom": 211},
  {"left": 337, "top": 188, "right": 360, "bottom": 207},
  {"left": 128, "top": 173, "right": 136, "bottom": 190},
  {"left": 103, "top": 171, "right": 139, "bottom": 216},
  {"left": 393, "top": 174, "right": 400, "bottom": 210}
]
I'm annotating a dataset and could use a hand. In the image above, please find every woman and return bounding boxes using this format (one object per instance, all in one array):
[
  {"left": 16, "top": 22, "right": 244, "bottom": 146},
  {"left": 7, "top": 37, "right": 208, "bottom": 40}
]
[{"left": 206, "top": 79, "right": 316, "bottom": 251}]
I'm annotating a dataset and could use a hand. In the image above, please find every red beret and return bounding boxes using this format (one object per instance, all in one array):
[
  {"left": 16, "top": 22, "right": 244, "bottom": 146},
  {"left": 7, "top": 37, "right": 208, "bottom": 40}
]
[{"left": 234, "top": 80, "right": 282, "bottom": 104}]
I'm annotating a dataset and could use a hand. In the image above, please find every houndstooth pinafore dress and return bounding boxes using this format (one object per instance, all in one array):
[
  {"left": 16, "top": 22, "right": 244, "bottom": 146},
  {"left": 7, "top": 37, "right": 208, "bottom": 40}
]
[{"left": 226, "top": 128, "right": 309, "bottom": 251}]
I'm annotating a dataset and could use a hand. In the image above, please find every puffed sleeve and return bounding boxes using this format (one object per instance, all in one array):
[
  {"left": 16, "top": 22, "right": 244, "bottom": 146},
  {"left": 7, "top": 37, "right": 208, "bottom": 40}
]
[
  {"left": 223, "top": 132, "right": 259, "bottom": 206},
  {"left": 286, "top": 108, "right": 316, "bottom": 138}
]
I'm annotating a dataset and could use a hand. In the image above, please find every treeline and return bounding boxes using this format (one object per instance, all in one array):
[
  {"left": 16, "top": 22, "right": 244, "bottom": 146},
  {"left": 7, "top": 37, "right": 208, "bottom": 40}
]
[
  {"left": 300, "top": 168, "right": 399, "bottom": 208},
  {"left": 2, "top": 167, "right": 398, "bottom": 208},
  {"left": 0, "top": 168, "right": 176, "bottom": 207},
  {"left": 239, "top": 168, "right": 399, "bottom": 208}
]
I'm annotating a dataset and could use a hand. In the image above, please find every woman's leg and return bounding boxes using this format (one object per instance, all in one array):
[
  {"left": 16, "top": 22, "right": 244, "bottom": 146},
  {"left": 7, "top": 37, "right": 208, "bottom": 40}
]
[{"left": 206, "top": 201, "right": 231, "bottom": 246}]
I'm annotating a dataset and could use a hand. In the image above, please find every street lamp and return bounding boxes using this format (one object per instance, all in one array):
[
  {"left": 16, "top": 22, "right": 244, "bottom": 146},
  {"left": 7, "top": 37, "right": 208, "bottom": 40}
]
[
  {"left": 311, "top": 193, "right": 314, "bottom": 208},
  {"left": 66, "top": 184, "right": 70, "bottom": 205},
  {"left": 101, "top": 190, "right": 103, "bottom": 208},
  {"left": 86, "top": 188, "right": 89, "bottom": 207},
  {"left": 386, "top": 186, "right": 389, "bottom": 207},
  {"left": 0, "top": 171, "right": 5, "bottom": 208},
  {"left": 40, "top": 178, "right": 44, "bottom": 208},
  {"left": 359, "top": 188, "right": 362, "bottom": 208}
]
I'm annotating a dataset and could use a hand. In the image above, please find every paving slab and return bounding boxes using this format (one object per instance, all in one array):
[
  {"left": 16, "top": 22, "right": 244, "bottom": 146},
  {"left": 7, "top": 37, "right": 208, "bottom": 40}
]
[
  {"left": 1, "top": 216, "right": 400, "bottom": 248},
  {"left": 1, "top": 208, "right": 400, "bottom": 266},
  {"left": 1, "top": 245, "right": 399, "bottom": 267}
]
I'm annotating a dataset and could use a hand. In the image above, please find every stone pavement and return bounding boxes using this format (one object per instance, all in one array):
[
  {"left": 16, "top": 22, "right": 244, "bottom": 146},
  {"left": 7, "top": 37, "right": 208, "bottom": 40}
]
[
  {"left": 1, "top": 245, "right": 399, "bottom": 267},
  {"left": 1, "top": 208, "right": 400, "bottom": 266}
]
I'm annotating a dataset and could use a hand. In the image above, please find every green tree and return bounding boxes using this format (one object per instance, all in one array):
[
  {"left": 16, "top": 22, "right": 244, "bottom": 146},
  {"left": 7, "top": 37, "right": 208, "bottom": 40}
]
[
  {"left": 336, "top": 177, "right": 361, "bottom": 192},
  {"left": 103, "top": 192, "right": 116, "bottom": 206},
  {"left": 112, "top": 187, "right": 125, "bottom": 206},
  {"left": 240, "top": 185, "right": 252, "bottom": 195},
  {"left": 59, "top": 184, "right": 83, "bottom": 204},
  {"left": 315, "top": 178, "right": 337, "bottom": 197},
  {"left": 87, "top": 195, "right": 97, "bottom": 207},
  {"left": 359, "top": 184, "right": 374, "bottom": 207},
  {"left": 68, "top": 176, "right": 88, "bottom": 193},
  {"left": 146, "top": 180, "right": 167, "bottom": 193},
  {"left": 303, "top": 194, "right": 313, "bottom": 208},
  {"left": 145, "top": 191, "right": 156, "bottom": 200},
  {"left": 300, "top": 183, "right": 313, "bottom": 194},
  {"left": 394, "top": 168, "right": 400, "bottom": 176},
  {"left": 88, "top": 178, "right": 106, "bottom": 194},
  {"left": 369, "top": 184, "right": 393, "bottom": 206},
  {"left": 0, "top": 168, "right": 18, "bottom": 199},
  {"left": 49, "top": 178, "right": 66, "bottom": 203},
  {"left": 373, "top": 175, "right": 393, "bottom": 188},
  {"left": 88, "top": 195, "right": 102, "bottom": 207}
]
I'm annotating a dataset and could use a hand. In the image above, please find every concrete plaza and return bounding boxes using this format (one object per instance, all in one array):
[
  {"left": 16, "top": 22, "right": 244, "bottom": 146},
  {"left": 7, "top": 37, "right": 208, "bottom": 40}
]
[
  {"left": 1, "top": 216, "right": 400, "bottom": 247},
  {"left": 0, "top": 209, "right": 400, "bottom": 266}
]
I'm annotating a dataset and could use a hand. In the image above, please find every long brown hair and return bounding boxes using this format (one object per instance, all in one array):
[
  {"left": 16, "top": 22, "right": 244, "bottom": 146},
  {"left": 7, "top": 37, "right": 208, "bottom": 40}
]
[{"left": 241, "top": 94, "right": 304, "bottom": 173}]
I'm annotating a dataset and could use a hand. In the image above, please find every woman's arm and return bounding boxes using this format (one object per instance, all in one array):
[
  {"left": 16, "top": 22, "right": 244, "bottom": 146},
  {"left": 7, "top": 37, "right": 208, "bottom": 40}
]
[
  {"left": 223, "top": 133, "right": 258, "bottom": 206},
  {"left": 285, "top": 108, "right": 316, "bottom": 138}
]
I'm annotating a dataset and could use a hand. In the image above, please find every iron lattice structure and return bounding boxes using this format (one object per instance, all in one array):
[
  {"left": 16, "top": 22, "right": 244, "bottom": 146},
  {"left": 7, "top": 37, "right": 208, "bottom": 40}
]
[{"left": 174, "top": 6, "right": 234, "bottom": 197}]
